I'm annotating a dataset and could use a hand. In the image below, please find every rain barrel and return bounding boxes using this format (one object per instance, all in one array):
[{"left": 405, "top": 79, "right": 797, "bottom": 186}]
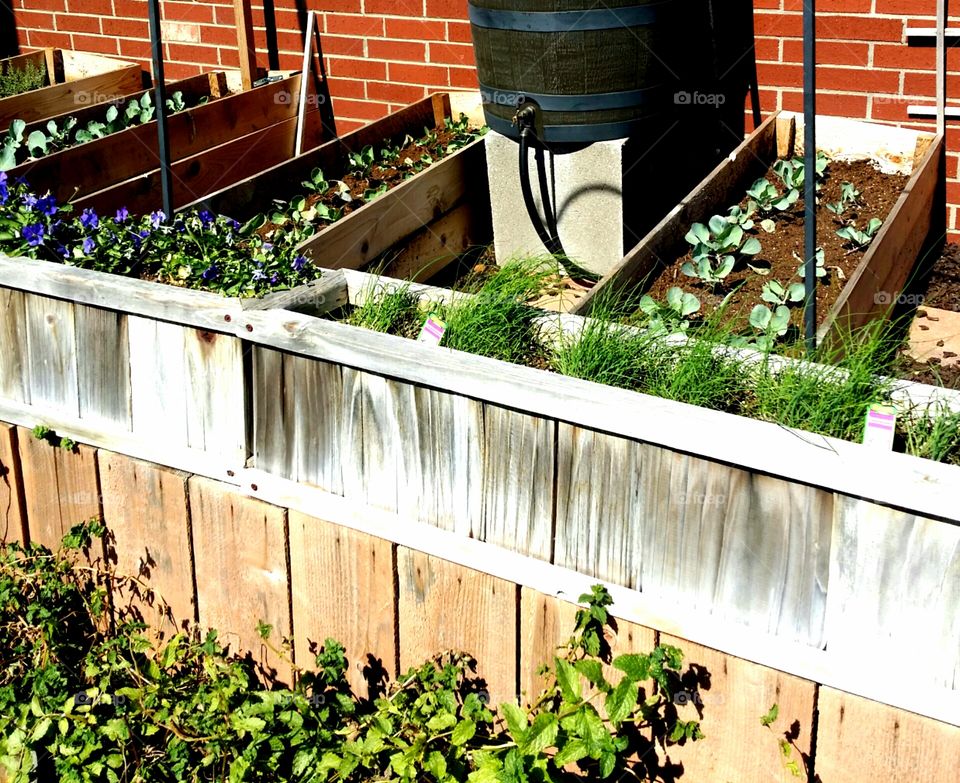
[{"left": 468, "top": 0, "right": 679, "bottom": 144}]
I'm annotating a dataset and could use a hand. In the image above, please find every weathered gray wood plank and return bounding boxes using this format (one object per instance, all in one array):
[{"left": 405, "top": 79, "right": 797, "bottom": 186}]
[
  {"left": 127, "top": 316, "right": 189, "bottom": 449},
  {"left": 24, "top": 293, "right": 79, "bottom": 416},
  {"left": 0, "top": 288, "right": 29, "bottom": 405},
  {"left": 478, "top": 404, "right": 553, "bottom": 560},
  {"left": 638, "top": 447, "right": 833, "bottom": 646},
  {"left": 292, "top": 356, "right": 345, "bottom": 495},
  {"left": 183, "top": 327, "right": 245, "bottom": 459},
  {"left": 74, "top": 305, "right": 131, "bottom": 430},
  {"left": 253, "top": 347, "right": 286, "bottom": 478},
  {"left": 824, "top": 496, "right": 960, "bottom": 690},
  {"left": 553, "top": 424, "right": 644, "bottom": 587}
]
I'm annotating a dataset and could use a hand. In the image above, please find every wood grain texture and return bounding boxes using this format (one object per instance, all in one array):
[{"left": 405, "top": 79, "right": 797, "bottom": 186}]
[
  {"left": 298, "top": 139, "right": 484, "bottom": 272},
  {"left": 658, "top": 632, "right": 817, "bottom": 783},
  {"left": 639, "top": 448, "right": 833, "bottom": 646},
  {"left": 397, "top": 547, "right": 516, "bottom": 707},
  {"left": 824, "top": 496, "right": 960, "bottom": 690},
  {"left": 478, "top": 404, "right": 553, "bottom": 560},
  {"left": 24, "top": 293, "right": 78, "bottom": 416},
  {"left": 98, "top": 450, "right": 195, "bottom": 638},
  {"left": 0, "top": 424, "right": 26, "bottom": 544},
  {"left": 815, "top": 687, "right": 960, "bottom": 782},
  {"left": 0, "top": 256, "right": 243, "bottom": 334},
  {"left": 74, "top": 109, "right": 325, "bottom": 215},
  {"left": 0, "top": 61, "right": 141, "bottom": 130},
  {"left": 127, "top": 316, "right": 189, "bottom": 449},
  {"left": 288, "top": 510, "right": 396, "bottom": 698},
  {"left": 0, "top": 288, "right": 29, "bottom": 404},
  {"left": 74, "top": 305, "right": 130, "bottom": 430},
  {"left": 183, "top": 327, "right": 246, "bottom": 459},
  {"left": 188, "top": 476, "right": 292, "bottom": 684},
  {"left": 12, "top": 75, "right": 307, "bottom": 202},
  {"left": 518, "top": 588, "right": 656, "bottom": 705},
  {"left": 16, "top": 427, "right": 100, "bottom": 550},
  {"left": 554, "top": 424, "right": 643, "bottom": 587}
]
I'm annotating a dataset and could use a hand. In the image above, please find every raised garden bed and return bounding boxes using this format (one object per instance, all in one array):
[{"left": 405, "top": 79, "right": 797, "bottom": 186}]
[
  {"left": 1, "top": 254, "right": 957, "bottom": 730},
  {"left": 0, "top": 49, "right": 142, "bottom": 131},
  {"left": 573, "top": 112, "right": 943, "bottom": 349},
  {"left": 67, "top": 73, "right": 330, "bottom": 214}
]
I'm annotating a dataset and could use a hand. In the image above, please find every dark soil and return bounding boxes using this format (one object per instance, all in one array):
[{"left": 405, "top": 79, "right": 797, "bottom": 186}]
[
  {"left": 642, "top": 160, "right": 909, "bottom": 327},
  {"left": 919, "top": 241, "right": 960, "bottom": 311},
  {"left": 259, "top": 127, "right": 466, "bottom": 240}
]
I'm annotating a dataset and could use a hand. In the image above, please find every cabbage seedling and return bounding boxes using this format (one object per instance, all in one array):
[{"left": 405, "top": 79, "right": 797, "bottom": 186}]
[
  {"left": 638, "top": 286, "right": 700, "bottom": 335},
  {"left": 683, "top": 215, "right": 762, "bottom": 288},
  {"left": 837, "top": 218, "right": 882, "bottom": 249},
  {"left": 726, "top": 201, "right": 757, "bottom": 230},
  {"left": 749, "top": 304, "right": 791, "bottom": 351},
  {"left": 746, "top": 177, "right": 798, "bottom": 215},
  {"left": 826, "top": 181, "right": 861, "bottom": 218},
  {"left": 761, "top": 279, "right": 806, "bottom": 306}
]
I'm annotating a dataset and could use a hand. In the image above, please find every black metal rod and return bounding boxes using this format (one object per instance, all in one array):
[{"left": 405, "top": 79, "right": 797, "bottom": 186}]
[
  {"left": 803, "top": 0, "right": 817, "bottom": 355},
  {"left": 147, "top": 0, "right": 173, "bottom": 218}
]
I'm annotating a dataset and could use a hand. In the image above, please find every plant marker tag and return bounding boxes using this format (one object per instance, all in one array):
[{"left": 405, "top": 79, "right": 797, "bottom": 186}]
[
  {"left": 862, "top": 404, "right": 897, "bottom": 450},
  {"left": 417, "top": 314, "right": 446, "bottom": 345}
]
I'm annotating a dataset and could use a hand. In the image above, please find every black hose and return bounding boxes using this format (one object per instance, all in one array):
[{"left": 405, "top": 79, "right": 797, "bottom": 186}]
[{"left": 518, "top": 124, "right": 566, "bottom": 258}]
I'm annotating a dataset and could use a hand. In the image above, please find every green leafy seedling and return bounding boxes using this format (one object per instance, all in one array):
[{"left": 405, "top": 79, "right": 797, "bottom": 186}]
[
  {"left": 761, "top": 279, "right": 805, "bottom": 306},
  {"left": 301, "top": 167, "right": 329, "bottom": 194},
  {"left": 747, "top": 177, "right": 798, "bottom": 214},
  {"left": 749, "top": 304, "right": 791, "bottom": 351},
  {"left": 683, "top": 215, "right": 761, "bottom": 288},
  {"left": 638, "top": 286, "right": 701, "bottom": 335},
  {"left": 837, "top": 218, "right": 882, "bottom": 249}
]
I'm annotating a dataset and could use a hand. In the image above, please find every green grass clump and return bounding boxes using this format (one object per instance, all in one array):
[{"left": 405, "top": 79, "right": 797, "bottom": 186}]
[
  {"left": 344, "top": 282, "right": 424, "bottom": 338},
  {"left": 0, "top": 59, "right": 47, "bottom": 98},
  {"left": 901, "top": 408, "right": 960, "bottom": 465},
  {"left": 442, "top": 259, "right": 555, "bottom": 365}
]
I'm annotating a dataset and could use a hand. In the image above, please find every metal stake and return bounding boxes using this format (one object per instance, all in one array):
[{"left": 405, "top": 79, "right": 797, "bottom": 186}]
[
  {"left": 803, "top": 0, "right": 816, "bottom": 355},
  {"left": 147, "top": 0, "right": 173, "bottom": 218}
]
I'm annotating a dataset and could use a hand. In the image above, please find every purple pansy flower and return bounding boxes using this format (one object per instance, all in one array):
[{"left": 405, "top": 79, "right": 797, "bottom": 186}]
[
  {"left": 22, "top": 224, "right": 44, "bottom": 247},
  {"left": 0, "top": 172, "right": 8, "bottom": 205},
  {"left": 252, "top": 269, "right": 267, "bottom": 282},
  {"left": 82, "top": 236, "right": 95, "bottom": 254},
  {"left": 201, "top": 265, "right": 219, "bottom": 281},
  {"left": 291, "top": 255, "right": 307, "bottom": 272},
  {"left": 80, "top": 208, "right": 99, "bottom": 229},
  {"left": 115, "top": 207, "right": 129, "bottom": 223},
  {"left": 198, "top": 209, "right": 215, "bottom": 226},
  {"left": 22, "top": 193, "right": 38, "bottom": 209},
  {"left": 36, "top": 195, "right": 57, "bottom": 216},
  {"left": 150, "top": 210, "right": 166, "bottom": 228}
]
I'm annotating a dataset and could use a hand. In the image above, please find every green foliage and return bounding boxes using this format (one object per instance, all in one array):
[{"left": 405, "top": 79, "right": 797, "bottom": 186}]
[
  {"left": 683, "top": 215, "right": 761, "bottom": 288},
  {"left": 30, "top": 424, "right": 76, "bottom": 451},
  {"left": 836, "top": 218, "right": 882, "bottom": 249},
  {"left": 826, "top": 181, "right": 861, "bottom": 218},
  {"left": 901, "top": 406, "right": 960, "bottom": 465},
  {"left": 1, "top": 91, "right": 193, "bottom": 171},
  {"left": 746, "top": 177, "right": 798, "bottom": 215},
  {"left": 347, "top": 145, "right": 376, "bottom": 178},
  {"left": 344, "top": 282, "right": 424, "bottom": 337},
  {"left": 760, "top": 704, "right": 804, "bottom": 778},
  {"left": 637, "top": 286, "right": 701, "bottom": 335},
  {"left": 0, "top": 528, "right": 702, "bottom": 783},
  {"left": 0, "top": 59, "right": 47, "bottom": 98}
]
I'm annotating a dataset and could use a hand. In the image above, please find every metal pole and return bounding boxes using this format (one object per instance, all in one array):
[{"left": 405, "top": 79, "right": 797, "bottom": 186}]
[
  {"left": 147, "top": 0, "right": 173, "bottom": 218},
  {"left": 803, "top": 0, "right": 816, "bottom": 355}
]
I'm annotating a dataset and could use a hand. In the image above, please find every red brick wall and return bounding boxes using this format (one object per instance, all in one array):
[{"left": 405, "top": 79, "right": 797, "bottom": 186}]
[{"left": 10, "top": 1, "right": 960, "bottom": 236}]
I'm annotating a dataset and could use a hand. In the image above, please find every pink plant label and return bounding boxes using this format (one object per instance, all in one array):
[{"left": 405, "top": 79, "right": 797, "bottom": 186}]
[
  {"left": 862, "top": 404, "right": 897, "bottom": 451},
  {"left": 417, "top": 314, "right": 446, "bottom": 345}
]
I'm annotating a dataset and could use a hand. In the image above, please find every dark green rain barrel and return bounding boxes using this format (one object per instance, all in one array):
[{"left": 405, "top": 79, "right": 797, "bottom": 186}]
[{"left": 468, "top": 0, "right": 679, "bottom": 144}]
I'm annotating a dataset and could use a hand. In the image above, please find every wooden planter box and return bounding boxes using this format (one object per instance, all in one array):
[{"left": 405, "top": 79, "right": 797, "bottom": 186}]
[
  {"left": 573, "top": 112, "right": 944, "bottom": 346},
  {"left": 196, "top": 92, "right": 489, "bottom": 273},
  {"left": 58, "top": 73, "right": 329, "bottom": 214},
  {"left": 0, "top": 49, "right": 142, "bottom": 131},
  {"left": 0, "top": 255, "right": 958, "bottom": 729}
]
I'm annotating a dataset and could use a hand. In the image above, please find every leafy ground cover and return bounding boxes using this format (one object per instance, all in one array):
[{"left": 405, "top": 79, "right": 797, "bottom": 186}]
[
  {"left": 0, "top": 521, "right": 702, "bottom": 783},
  {"left": 337, "top": 266, "right": 960, "bottom": 467},
  {"left": 1, "top": 90, "right": 202, "bottom": 170},
  {"left": 0, "top": 59, "right": 47, "bottom": 98}
]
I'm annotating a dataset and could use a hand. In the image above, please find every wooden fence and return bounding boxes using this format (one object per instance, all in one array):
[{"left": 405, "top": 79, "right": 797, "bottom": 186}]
[{"left": 0, "top": 425, "right": 957, "bottom": 782}]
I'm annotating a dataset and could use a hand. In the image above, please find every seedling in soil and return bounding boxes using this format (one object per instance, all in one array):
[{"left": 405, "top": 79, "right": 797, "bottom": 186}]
[
  {"left": 837, "top": 218, "right": 882, "bottom": 250},
  {"left": 826, "top": 181, "right": 861, "bottom": 219},
  {"left": 301, "top": 167, "right": 329, "bottom": 194},
  {"left": 638, "top": 286, "right": 701, "bottom": 335},
  {"left": 749, "top": 304, "right": 792, "bottom": 351},
  {"left": 761, "top": 279, "right": 806, "bottom": 307},
  {"left": 746, "top": 177, "right": 798, "bottom": 215},
  {"left": 725, "top": 201, "right": 757, "bottom": 230},
  {"left": 347, "top": 145, "right": 376, "bottom": 178},
  {"left": 0, "top": 120, "right": 25, "bottom": 170},
  {"left": 683, "top": 215, "right": 762, "bottom": 288},
  {"left": 363, "top": 183, "right": 388, "bottom": 202},
  {"left": 773, "top": 151, "right": 828, "bottom": 192},
  {"left": 796, "top": 248, "right": 827, "bottom": 280}
]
